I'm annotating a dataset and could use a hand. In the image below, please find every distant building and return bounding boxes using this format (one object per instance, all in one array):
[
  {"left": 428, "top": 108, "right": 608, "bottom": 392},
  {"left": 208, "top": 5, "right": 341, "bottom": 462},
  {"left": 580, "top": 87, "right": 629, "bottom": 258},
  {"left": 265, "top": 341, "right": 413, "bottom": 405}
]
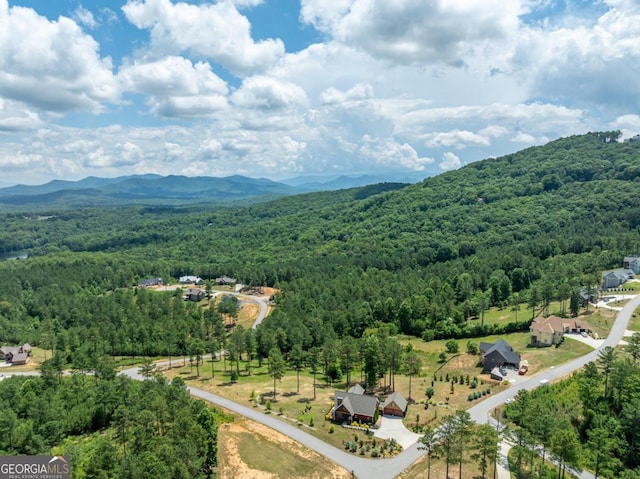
[
  {"left": 623, "top": 256, "right": 640, "bottom": 275},
  {"left": 185, "top": 288, "right": 206, "bottom": 302},
  {"left": 0, "top": 344, "right": 31, "bottom": 365},
  {"left": 530, "top": 315, "right": 591, "bottom": 346},
  {"left": 138, "top": 277, "right": 163, "bottom": 288},
  {"left": 215, "top": 276, "right": 237, "bottom": 285},
  {"left": 624, "top": 134, "right": 640, "bottom": 143},
  {"left": 179, "top": 275, "right": 202, "bottom": 284},
  {"left": 602, "top": 269, "right": 634, "bottom": 289}
]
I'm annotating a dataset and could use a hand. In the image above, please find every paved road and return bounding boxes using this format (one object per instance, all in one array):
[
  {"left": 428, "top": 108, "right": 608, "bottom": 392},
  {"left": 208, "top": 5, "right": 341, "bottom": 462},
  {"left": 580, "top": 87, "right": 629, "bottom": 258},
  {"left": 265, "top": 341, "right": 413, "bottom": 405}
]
[
  {"left": 123, "top": 294, "right": 640, "bottom": 478},
  {"left": 121, "top": 365, "right": 424, "bottom": 478},
  {"left": 210, "top": 291, "right": 269, "bottom": 329},
  {"left": 7, "top": 294, "right": 638, "bottom": 478},
  {"left": 468, "top": 294, "right": 640, "bottom": 425}
]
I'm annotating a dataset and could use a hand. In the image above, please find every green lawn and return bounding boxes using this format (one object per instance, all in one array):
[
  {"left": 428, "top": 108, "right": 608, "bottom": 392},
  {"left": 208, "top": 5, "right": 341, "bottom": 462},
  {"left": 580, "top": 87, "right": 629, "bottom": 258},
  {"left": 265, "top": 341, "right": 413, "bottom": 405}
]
[{"left": 628, "top": 305, "right": 640, "bottom": 331}]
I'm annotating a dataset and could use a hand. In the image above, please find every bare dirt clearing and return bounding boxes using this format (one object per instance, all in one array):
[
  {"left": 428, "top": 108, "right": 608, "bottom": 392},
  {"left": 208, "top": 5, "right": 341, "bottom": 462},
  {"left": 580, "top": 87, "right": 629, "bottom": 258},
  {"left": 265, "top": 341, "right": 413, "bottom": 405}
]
[{"left": 218, "top": 419, "right": 351, "bottom": 479}]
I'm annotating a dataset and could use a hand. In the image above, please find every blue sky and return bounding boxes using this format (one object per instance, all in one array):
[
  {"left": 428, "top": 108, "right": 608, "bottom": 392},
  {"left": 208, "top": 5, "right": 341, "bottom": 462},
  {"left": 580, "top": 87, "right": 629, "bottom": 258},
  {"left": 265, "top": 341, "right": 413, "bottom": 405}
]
[{"left": 1, "top": 0, "right": 640, "bottom": 186}]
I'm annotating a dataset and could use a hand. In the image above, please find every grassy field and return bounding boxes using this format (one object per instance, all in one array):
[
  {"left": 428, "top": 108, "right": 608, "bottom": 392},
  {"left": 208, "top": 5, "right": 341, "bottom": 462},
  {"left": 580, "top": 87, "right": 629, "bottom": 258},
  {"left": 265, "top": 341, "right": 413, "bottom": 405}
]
[
  {"left": 627, "top": 305, "right": 640, "bottom": 331},
  {"left": 159, "top": 326, "right": 595, "bottom": 458}
]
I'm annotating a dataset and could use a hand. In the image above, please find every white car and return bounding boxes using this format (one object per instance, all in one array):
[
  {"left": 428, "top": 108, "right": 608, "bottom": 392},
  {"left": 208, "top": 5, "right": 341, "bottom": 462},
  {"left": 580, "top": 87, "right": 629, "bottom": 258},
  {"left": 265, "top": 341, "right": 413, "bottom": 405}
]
[{"left": 504, "top": 398, "right": 514, "bottom": 404}]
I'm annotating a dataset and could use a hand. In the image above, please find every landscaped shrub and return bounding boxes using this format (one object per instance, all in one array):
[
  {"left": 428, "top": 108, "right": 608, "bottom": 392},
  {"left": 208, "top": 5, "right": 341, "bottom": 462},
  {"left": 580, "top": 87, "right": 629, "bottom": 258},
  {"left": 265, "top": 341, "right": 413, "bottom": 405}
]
[
  {"left": 470, "top": 380, "right": 478, "bottom": 389},
  {"left": 329, "top": 426, "right": 335, "bottom": 434}
]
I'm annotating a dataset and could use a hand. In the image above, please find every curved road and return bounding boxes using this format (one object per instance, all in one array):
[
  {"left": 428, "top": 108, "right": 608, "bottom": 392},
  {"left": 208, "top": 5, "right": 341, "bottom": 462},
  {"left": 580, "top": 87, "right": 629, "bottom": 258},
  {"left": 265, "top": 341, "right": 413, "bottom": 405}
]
[
  {"left": 468, "top": 294, "right": 640, "bottom": 424},
  {"left": 210, "top": 291, "right": 268, "bottom": 329},
  {"left": 5, "top": 293, "right": 638, "bottom": 478}
]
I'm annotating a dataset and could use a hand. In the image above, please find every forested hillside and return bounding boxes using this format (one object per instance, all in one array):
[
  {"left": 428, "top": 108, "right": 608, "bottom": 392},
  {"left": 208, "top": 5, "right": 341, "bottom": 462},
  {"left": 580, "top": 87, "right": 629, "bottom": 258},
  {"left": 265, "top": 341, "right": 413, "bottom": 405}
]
[
  {"left": 1, "top": 132, "right": 639, "bottom": 356},
  {"left": 1, "top": 131, "right": 639, "bottom": 475}
]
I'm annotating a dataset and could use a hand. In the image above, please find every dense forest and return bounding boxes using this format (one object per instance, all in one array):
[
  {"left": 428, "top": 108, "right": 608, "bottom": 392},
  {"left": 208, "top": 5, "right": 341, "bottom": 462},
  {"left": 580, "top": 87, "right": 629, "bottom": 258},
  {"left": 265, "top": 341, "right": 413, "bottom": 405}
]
[
  {"left": 0, "top": 371, "right": 226, "bottom": 478},
  {"left": 1, "top": 132, "right": 639, "bottom": 354},
  {"left": 1, "top": 132, "right": 640, "bottom": 474},
  {"left": 504, "top": 346, "right": 640, "bottom": 478}
]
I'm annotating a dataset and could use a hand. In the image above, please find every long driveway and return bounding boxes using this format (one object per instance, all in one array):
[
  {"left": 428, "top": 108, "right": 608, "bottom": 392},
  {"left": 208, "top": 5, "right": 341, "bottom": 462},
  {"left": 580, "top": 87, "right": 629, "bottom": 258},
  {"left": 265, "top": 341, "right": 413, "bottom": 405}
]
[{"left": 210, "top": 291, "right": 268, "bottom": 329}]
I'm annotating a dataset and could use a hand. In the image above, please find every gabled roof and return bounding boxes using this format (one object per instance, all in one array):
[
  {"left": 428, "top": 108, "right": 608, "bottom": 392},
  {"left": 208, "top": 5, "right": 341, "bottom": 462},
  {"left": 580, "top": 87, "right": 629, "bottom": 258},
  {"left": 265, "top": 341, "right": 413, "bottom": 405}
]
[
  {"left": 603, "top": 269, "right": 633, "bottom": 280},
  {"left": 335, "top": 390, "right": 379, "bottom": 418},
  {"left": 531, "top": 316, "right": 591, "bottom": 334},
  {"left": 382, "top": 391, "right": 407, "bottom": 411},
  {"left": 179, "top": 275, "right": 202, "bottom": 284},
  {"left": 483, "top": 339, "right": 520, "bottom": 364},
  {"left": 11, "top": 352, "right": 29, "bottom": 363},
  {"left": 0, "top": 346, "right": 21, "bottom": 356},
  {"left": 347, "top": 384, "right": 365, "bottom": 395}
]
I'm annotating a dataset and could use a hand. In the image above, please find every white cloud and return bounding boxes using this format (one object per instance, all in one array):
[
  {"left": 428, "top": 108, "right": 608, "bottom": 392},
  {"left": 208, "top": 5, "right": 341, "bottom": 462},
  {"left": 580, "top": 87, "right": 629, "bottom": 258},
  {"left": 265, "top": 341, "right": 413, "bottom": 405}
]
[
  {"left": 425, "top": 130, "right": 491, "bottom": 149},
  {"left": 72, "top": 6, "right": 98, "bottom": 29},
  {"left": 301, "top": 0, "right": 523, "bottom": 65},
  {"left": 231, "top": 76, "right": 308, "bottom": 110},
  {"left": 0, "top": 0, "right": 118, "bottom": 112},
  {"left": 320, "top": 83, "right": 374, "bottom": 105},
  {"left": 513, "top": 1, "right": 640, "bottom": 111},
  {"left": 0, "top": 99, "right": 42, "bottom": 132},
  {"left": 512, "top": 132, "right": 537, "bottom": 144},
  {"left": 122, "top": 0, "right": 285, "bottom": 76},
  {"left": 439, "top": 151, "right": 462, "bottom": 171},
  {"left": 119, "top": 56, "right": 228, "bottom": 117}
]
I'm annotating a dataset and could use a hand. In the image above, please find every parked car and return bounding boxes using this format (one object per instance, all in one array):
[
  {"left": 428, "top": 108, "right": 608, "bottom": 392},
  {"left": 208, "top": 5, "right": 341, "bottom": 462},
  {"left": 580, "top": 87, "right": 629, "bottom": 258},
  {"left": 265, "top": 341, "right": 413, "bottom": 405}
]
[{"left": 581, "top": 331, "right": 589, "bottom": 338}]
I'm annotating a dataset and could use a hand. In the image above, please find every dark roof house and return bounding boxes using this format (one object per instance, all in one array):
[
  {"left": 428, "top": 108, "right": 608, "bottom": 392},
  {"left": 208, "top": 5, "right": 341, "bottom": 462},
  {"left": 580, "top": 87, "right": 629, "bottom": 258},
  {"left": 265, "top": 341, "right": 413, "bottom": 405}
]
[
  {"left": 479, "top": 339, "right": 520, "bottom": 373},
  {"left": 138, "top": 277, "right": 163, "bottom": 288},
  {"left": 185, "top": 288, "right": 206, "bottom": 302},
  {"left": 333, "top": 389, "right": 379, "bottom": 424}
]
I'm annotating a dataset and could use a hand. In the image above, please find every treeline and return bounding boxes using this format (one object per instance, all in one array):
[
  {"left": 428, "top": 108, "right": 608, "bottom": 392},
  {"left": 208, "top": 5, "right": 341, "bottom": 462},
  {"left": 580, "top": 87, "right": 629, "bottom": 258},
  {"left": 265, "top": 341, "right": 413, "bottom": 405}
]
[
  {"left": 0, "top": 370, "right": 226, "bottom": 478},
  {"left": 0, "top": 133, "right": 640, "bottom": 355},
  {"left": 504, "top": 339, "right": 640, "bottom": 478}
]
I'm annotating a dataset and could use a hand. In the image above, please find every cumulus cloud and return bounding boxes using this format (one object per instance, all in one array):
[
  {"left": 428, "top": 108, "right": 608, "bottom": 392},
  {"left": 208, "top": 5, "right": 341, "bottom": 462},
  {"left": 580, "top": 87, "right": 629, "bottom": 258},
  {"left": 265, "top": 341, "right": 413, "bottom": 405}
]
[
  {"left": 513, "top": 1, "right": 640, "bottom": 110},
  {"left": 320, "top": 83, "right": 374, "bottom": 105},
  {"left": 0, "top": 0, "right": 118, "bottom": 112},
  {"left": 301, "top": 0, "right": 523, "bottom": 65},
  {"left": 231, "top": 76, "right": 308, "bottom": 110},
  {"left": 119, "top": 56, "right": 228, "bottom": 117},
  {"left": 439, "top": 151, "right": 462, "bottom": 171},
  {"left": 122, "top": 0, "right": 285, "bottom": 76},
  {"left": 0, "top": 99, "right": 42, "bottom": 132},
  {"left": 425, "top": 130, "right": 491, "bottom": 149}
]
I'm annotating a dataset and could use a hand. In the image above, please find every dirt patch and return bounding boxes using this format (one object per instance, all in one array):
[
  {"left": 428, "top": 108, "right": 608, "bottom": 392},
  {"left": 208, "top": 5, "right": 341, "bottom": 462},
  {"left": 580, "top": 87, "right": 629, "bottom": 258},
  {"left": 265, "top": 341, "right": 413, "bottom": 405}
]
[{"left": 218, "top": 419, "right": 351, "bottom": 479}]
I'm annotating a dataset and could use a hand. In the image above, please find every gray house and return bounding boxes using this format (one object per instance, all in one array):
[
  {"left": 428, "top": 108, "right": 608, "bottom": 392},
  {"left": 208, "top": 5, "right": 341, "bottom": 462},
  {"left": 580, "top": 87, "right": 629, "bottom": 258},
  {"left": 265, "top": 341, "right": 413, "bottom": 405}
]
[
  {"left": 185, "top": 288, "right": 206, "bottom": 302},
  {"left": 624, "top": 256, "right": 640, "bottom": 275},
  {"left": 479, "top": 339, "right": 520, "bottom": 373},
  {"left": 602, "top": 269, "right": 634, "bottom": 289}
]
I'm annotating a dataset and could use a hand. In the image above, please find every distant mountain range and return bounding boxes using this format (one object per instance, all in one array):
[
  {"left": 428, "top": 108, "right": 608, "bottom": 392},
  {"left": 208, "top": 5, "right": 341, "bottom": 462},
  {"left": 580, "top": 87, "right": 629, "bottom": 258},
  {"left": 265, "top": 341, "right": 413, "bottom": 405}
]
[{"left": 0, "top": 173, "right": 424, "bottom": 210}]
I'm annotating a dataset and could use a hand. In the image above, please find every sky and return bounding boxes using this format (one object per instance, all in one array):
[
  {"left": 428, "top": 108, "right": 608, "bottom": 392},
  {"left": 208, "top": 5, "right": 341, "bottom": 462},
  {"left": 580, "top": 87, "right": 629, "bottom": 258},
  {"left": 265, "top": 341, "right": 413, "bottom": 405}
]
[{"left": 1, "top": 0, "right": 640, "bottom": 187}]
